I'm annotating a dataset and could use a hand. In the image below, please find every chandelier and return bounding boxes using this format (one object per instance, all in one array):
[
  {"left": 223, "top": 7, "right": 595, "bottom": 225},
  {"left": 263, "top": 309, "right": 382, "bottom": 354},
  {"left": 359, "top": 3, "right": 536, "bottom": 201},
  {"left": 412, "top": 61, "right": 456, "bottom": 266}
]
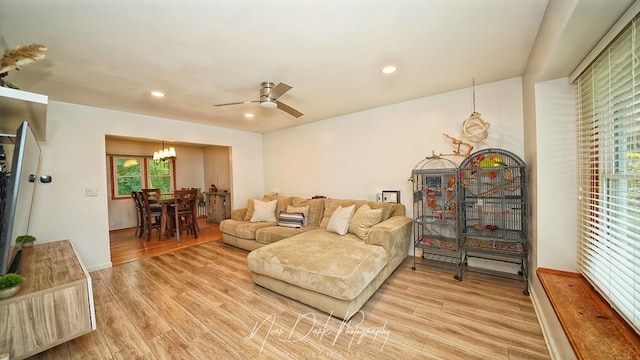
[{"left": 153, "top": 141, "right": 176, "bottom": 162}]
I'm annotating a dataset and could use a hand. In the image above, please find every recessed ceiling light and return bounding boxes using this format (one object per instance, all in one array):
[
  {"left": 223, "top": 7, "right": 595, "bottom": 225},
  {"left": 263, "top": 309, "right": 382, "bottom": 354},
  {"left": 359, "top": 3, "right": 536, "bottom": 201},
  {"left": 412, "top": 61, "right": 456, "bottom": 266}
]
[
  {"left": 381, "top": 65, "right": 397, "bottom": 74},
  {"left": 150, "top": 90, "right": 166, "bottom": 98},
  {"left": 244, "top": 113, "right": 254, "bottom": 119}
]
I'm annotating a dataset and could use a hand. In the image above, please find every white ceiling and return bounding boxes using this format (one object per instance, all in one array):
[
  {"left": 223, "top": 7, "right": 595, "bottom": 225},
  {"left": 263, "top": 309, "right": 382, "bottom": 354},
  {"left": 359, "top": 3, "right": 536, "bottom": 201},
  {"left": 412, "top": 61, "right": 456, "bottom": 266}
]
[{"left": 0, "top": 0, "right": 634, "bottom": 133}]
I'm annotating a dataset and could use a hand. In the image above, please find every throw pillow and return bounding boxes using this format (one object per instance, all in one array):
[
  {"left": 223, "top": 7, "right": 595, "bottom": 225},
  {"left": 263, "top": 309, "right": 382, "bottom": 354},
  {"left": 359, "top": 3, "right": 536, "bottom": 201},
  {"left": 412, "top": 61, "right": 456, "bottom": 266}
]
[
  {"left": 348, "top": 204, "right": 383, "bottom": 240},
  {"left": 370, "top": 202, "right": 395, "bottom": 221},
  {"left": 292, "top": 197, "right": 325, "bottom": 226},
  {"left": 244, "top": 198, "right": 257, "bottom": 221},
  {"left": 263, "top": 195, "right": 293, "bottom": 220},
  {"left": 287, "top": 205, "right": 310, "bottom": 226},
  {"left": 278, "top": 211, "right": 305, "bottom": 228},
  {"left": 320, "top": 199, "right": 359, "bottom": 228},
  {"left": 326, "top": 205, "right": 356, "bottom": 235},
  {"left": 250, "top": 199, "right": 277, "bottom": 222}
]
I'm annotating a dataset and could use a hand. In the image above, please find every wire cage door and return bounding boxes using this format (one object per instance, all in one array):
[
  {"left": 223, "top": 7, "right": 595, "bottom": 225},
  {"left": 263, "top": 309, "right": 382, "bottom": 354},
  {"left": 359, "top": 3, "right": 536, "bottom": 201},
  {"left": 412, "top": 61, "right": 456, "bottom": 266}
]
[
  {"left": 455, "top": 148, "right": 529, "bottom": 295},
  {"left": 411, "top": 156, "right": 460, "bottom": 270}
]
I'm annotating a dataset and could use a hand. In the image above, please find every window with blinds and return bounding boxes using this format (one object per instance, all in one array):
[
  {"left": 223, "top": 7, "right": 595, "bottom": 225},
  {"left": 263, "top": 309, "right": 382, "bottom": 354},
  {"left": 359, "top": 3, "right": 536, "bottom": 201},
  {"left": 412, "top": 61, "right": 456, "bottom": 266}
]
[{"left": 576, "top": 17, "right": 640, "bottom": 333}]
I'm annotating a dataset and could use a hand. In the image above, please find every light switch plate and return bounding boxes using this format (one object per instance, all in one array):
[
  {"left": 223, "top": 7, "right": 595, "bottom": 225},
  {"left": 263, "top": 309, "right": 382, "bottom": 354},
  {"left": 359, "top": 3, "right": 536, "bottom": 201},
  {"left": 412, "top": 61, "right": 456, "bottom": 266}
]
[{"left": 86, "top": 187, "right": 98, "bottom": 197}]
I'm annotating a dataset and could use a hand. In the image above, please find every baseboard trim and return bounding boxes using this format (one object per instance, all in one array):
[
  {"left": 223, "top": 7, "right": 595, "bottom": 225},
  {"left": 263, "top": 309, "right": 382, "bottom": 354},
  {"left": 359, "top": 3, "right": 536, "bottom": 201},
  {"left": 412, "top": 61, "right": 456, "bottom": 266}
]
[
  {"left": 87, "top": 262, "right": 112, "bottom": 272},
  {"left": 530, "top": 284, "right": 571, "bottom": 360}
]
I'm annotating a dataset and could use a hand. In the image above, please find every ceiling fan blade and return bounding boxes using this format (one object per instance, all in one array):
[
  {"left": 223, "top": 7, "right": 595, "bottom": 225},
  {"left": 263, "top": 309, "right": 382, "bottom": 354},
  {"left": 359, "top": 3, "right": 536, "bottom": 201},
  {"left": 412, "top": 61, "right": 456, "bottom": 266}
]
[
  {"left": 271, "top": 82, "right": 292, "bottom": 99},
  {"left": 277, "top": 101, "right": 303, "bottom": 118},
  {"left": 214, "top": 100, "right": 258, "bottom": 107}
]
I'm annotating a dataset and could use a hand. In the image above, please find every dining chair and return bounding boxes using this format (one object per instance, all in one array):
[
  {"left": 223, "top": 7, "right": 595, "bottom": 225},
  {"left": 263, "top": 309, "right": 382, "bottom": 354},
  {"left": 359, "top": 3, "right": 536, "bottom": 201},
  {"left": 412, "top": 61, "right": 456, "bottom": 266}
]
[
  {"left": 131, "top": 191, "right": 144, "bottom": 238},
  {"left": 171, "top": 189, "right": 198, "bottom": 241},
  {"left": 179, "top": 187, "right": 204, "bottom": 230},
  {"left": 141, "top": 188, "right": 163, "bottom": 241},
  {"left": 142, "top": 188, "right": 162, "bottom": 204}
]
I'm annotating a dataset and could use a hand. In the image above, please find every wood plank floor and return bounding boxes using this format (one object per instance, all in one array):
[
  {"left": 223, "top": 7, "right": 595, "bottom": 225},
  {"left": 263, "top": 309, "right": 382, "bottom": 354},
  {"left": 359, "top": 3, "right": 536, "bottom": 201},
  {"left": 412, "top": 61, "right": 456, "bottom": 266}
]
[
  {"left": 109, "top": 218, "right": 221, "bottom": 265},
  {"left": 28, "top": 230, "right": 550, "bottom": 359}
]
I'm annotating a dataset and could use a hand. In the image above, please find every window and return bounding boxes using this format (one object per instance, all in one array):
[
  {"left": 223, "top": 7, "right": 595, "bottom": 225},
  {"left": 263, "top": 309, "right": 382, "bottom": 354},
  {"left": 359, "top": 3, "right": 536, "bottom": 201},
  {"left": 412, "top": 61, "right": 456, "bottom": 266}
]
[
  {"left": 110, "top": 156, "right": 175, "bottom": 199},
  {"left": 576, "top": 17, "right": 640, "bottom": 333},
  {"left": 147, "top": 158, "right": 172, "bottom": 193},
  {"left": 112, "top": 157, "right": 143, "bottom": 198}
]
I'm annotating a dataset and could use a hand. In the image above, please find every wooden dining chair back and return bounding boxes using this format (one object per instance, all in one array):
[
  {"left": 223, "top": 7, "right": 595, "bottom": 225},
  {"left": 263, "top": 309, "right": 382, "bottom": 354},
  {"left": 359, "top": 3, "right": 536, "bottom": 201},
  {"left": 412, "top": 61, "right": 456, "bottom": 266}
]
[
  {"left": 131, "top": 191, "right": 145, "bottom": 238},
  {"left": 172, "top": 189, "right": 198, "bottom": 240},
  {"left": 142, "top": 188, "right": 162, "bottom": 204},
  {"left": 141, "top": 188, "right": 163, "bottom": 241},
  {"left": 189, "top": 187, "right": 205, "bottom": 231}
]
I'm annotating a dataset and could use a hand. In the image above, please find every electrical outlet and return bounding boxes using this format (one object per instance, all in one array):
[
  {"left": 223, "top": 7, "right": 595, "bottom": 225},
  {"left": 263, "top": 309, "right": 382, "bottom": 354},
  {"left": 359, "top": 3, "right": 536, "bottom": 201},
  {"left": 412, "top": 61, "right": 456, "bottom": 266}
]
[{"left": 86, "top": 187, "right": 98, "bottom": 197}]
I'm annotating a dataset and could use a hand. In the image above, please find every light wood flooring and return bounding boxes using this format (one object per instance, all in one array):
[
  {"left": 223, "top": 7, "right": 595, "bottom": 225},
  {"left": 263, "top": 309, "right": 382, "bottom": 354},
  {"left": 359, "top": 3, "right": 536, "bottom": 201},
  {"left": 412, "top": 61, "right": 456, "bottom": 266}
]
[
  {"left": 28, "top": 228, "right": 550, "bottom": 359},
  {"left": 109, "top": 218, "right": 220, "bottom": 265}
]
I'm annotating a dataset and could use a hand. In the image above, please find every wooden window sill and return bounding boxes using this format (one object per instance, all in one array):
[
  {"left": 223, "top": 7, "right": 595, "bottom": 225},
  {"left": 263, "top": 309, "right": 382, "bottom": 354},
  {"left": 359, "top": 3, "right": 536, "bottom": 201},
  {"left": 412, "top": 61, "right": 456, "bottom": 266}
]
[{"left": 537, "top": 268, "right": 640, "bottom": 359}]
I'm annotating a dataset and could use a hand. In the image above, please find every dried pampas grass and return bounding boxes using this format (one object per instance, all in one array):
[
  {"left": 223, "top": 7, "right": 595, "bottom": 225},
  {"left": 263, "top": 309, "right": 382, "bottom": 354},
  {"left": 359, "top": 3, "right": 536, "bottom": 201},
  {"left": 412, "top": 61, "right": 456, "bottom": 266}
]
[{"left": 0, "top": 43, "right": 47, "bottom": 74}]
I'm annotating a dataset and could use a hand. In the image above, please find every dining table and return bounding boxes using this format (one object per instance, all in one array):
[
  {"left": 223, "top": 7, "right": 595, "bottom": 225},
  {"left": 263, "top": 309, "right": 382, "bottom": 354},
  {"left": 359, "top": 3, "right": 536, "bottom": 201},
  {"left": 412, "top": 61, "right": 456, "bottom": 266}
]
[
  {"left": 155, "top": 190, "right": 201, "bottom": 242},
  {"left": 157, "top": 194, "right": 179, "bottom": 241}
]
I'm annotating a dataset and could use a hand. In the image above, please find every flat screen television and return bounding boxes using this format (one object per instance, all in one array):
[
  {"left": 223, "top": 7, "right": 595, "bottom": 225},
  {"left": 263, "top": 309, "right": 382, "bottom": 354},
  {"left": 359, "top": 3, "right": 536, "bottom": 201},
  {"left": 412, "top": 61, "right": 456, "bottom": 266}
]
[{"left": 0, "top": 121, "right": 40, "bottom": 275}]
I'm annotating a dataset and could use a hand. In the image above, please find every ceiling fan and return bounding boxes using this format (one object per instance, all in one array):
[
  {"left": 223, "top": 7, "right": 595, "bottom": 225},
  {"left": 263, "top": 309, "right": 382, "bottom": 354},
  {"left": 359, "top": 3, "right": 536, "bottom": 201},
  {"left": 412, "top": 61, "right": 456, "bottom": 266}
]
[{"left": 214, "top": 81, "right": 303, "bottom": 118}]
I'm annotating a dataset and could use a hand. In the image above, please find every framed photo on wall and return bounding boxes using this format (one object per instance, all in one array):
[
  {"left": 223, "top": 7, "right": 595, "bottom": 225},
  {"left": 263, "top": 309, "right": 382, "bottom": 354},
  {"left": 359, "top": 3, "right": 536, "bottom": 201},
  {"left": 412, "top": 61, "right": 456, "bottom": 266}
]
[{"left": 382, "top": 190, "right": 400, "bottom": 203}]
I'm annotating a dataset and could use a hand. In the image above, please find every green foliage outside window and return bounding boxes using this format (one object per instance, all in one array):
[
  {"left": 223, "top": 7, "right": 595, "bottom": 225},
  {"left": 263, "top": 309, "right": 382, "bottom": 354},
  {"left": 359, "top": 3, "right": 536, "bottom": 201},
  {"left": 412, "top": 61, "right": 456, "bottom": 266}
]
[
  {"left": 112, "top": 156, "right": 174, "bottom": 198},
  {"left": 148, "top": 159, "right": 172, "bottom": 193},
  {"left": 115, "top": 158, "right": 142, "bottom": 196}
]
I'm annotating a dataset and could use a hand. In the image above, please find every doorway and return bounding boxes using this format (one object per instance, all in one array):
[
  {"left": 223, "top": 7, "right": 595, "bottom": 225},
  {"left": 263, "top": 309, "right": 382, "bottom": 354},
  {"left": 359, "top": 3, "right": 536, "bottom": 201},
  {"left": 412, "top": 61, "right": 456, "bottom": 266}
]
[{"left": 104, "top": 135, "right": 232, "bottom": 264}]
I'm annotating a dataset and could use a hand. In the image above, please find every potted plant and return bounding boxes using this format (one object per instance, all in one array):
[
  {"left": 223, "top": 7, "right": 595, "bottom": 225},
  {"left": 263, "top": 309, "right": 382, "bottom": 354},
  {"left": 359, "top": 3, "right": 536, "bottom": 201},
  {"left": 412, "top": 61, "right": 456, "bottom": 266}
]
[
  {"left": 0, "top": 273, "right": 24, "bottom": 299},
  {"left": 15, "top": 235, "right": 36, "bottom": 248}
]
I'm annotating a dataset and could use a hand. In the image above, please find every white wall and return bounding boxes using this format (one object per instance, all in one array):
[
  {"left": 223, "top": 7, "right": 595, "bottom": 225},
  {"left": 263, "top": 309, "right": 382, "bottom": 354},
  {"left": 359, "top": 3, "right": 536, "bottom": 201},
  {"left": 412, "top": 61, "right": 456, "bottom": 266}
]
[
  {"left": 263, "top": 77, "right": 525, "bottom": 217},
  {"left": 535, "top": 78, "right": 577, "bottom": 271},
  {"left": 522, "top": 76, "right": 578, "bottom": 360},
  {"left": 28, "top": 101, "right": 264, "bottom": 271},
  {"left": 204, "top": 146, "right": 232, "bottom": 192},
  {"left": 174, "top": 145, "right": 206, "bottom": 190},
  {"left": 521, "top": 1, "right": 581, "bottom": 358}
]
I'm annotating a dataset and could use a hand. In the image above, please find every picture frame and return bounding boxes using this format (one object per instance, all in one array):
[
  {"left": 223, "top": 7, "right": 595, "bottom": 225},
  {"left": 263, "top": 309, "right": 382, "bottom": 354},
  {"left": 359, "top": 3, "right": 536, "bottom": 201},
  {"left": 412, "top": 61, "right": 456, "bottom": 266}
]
[{"left": 381, "top": 190, "right": 400, "bottom": 203}]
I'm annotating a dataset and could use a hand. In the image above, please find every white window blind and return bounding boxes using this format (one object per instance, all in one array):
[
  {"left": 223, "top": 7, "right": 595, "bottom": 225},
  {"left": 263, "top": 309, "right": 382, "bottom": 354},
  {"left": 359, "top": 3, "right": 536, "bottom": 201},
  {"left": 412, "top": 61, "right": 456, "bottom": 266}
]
[{"left": 577, "top": 17, "right": 640, "bottom": 334}]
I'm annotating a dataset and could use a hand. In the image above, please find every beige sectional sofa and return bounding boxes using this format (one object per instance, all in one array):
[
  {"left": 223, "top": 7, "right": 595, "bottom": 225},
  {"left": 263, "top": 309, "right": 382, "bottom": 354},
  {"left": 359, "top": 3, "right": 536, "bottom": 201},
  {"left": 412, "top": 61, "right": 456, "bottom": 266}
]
[
  {"left": 220, "top": 195, "right": 412, "bottom": 319},
  {"left": 220, "top": 195, "right": 325, "bottom": 251}
]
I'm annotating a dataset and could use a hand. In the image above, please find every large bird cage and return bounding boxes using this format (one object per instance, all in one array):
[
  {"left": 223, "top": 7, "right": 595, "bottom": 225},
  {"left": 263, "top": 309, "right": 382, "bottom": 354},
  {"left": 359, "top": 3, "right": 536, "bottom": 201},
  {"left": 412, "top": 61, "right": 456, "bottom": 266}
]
[
  {"left": 411, "top": 155, "right": 460, "bottom": 270},
  {"left": 455, "top": 148, "right": 529, "bottom": 295}
]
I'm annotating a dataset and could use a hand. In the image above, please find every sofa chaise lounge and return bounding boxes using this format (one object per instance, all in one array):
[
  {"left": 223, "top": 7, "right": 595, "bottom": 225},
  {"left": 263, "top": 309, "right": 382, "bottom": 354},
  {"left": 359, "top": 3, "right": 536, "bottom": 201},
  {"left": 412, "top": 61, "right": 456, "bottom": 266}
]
[{"left": 220, "top": 195, "right": 412, "bottom": 319}]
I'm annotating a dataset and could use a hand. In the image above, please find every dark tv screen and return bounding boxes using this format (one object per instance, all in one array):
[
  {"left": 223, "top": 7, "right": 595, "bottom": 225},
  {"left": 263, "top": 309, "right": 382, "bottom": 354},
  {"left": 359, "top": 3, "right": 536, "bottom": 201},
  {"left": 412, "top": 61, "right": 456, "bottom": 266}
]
[{"left": 0, "top": 121, "right": 40, "bottom": 275}]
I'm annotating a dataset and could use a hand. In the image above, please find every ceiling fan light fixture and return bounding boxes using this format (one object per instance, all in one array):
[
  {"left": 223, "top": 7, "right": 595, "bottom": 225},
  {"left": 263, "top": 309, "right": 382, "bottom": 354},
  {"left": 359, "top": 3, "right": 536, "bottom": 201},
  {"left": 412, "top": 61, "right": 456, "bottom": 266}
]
[
  {"left": 214, "top": 81, "right": 303, "bottom": 117},
  {"left": 260, "top": 101, "right": 277, "bottom": 109}
]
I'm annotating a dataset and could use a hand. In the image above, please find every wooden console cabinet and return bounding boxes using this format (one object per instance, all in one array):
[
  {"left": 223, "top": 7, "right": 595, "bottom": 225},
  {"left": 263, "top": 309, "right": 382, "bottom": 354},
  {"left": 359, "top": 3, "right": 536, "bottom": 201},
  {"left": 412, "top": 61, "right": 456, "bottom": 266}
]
[
  {"left": 205, "top": 191, "right": 231, "bottom": 223},
  {"left": 0, "top": 240, "right": 96, "bottom": 359}
]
